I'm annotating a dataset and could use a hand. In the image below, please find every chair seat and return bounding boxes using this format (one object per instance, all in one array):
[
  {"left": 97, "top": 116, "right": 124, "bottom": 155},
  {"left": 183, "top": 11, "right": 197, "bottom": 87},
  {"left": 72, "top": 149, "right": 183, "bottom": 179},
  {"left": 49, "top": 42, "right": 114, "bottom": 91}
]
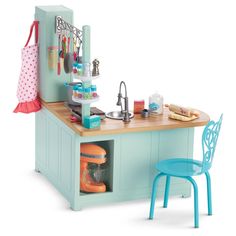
[{"left": 156, "top": 158, "right": 207, "bottom": 177}]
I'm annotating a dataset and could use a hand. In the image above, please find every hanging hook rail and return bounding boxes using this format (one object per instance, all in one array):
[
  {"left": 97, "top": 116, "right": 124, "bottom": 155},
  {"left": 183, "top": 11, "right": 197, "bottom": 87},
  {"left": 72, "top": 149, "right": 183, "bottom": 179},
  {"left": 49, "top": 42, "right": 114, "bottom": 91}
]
[{"left": 55, "top": 16, "right": 82, "bottom": 44}]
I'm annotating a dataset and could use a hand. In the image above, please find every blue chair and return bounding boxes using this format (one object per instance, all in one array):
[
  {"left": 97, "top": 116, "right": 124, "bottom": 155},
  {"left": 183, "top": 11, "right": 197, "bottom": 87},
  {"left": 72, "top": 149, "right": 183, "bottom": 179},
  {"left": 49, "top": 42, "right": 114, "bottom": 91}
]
[{"left": 149, "top": 114, "right": 223, "bottom": 228}]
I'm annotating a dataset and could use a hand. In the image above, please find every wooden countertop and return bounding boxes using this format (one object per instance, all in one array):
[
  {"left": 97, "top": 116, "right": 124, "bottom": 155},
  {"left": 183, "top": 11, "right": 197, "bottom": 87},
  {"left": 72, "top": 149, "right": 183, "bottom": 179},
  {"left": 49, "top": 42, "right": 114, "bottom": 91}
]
[{"left": 41, "top": 101, "right": 210, "bottom": 137}]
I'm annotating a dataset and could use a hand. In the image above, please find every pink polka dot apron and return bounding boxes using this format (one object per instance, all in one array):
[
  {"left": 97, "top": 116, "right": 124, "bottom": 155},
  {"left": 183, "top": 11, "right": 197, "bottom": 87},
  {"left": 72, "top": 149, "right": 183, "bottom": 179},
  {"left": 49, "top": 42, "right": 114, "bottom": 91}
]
[{"left": 14, "top": 21, "right": 41, "bottom": 113}]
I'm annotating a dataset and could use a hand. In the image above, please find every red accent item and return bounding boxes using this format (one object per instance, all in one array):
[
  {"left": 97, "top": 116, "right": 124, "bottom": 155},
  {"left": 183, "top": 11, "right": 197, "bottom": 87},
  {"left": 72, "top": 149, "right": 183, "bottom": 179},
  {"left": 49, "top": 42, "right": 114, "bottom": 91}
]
[
  {"left": 134, "top": 100, "right": 145, "bottom": 114},
  {"left": 70, "top": 115, "right": 78, "bottom": 123},
  {"left": 57, "top": 62, "right": 61, "bottom": 75},
  {"left": 24, "top": 21, "right": 38, "bottom": 47},
  {"left": 67, "top": 37, "right": 70, "bottom": 52},
  {"left": 73, "top": 52, "right": 77, "bottom": 61},
  {"left": 13, "top": 98, "right": 41, "bottom": 113}
]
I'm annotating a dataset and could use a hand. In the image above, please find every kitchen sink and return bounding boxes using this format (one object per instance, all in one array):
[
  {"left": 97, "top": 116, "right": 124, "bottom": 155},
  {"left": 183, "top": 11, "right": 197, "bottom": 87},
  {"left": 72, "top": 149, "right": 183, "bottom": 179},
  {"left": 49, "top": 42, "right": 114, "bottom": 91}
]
[{"left": 106, "top": 111, "right": 134, "bottom": 120}]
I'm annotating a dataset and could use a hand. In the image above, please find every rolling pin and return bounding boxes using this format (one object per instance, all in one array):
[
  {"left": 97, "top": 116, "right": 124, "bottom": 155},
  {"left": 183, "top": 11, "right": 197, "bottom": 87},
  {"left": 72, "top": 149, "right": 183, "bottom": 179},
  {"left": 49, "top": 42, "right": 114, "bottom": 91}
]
[{"left": 165, "top": 104, "right": 200, "bottom": 117}]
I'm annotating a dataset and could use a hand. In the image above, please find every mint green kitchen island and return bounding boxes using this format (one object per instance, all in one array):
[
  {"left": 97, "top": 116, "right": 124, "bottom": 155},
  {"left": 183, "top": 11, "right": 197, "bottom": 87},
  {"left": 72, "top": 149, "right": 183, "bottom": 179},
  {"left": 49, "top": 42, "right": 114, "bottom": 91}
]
[{"left": 35, "top": 101, "right": 209, "bottom": 210}]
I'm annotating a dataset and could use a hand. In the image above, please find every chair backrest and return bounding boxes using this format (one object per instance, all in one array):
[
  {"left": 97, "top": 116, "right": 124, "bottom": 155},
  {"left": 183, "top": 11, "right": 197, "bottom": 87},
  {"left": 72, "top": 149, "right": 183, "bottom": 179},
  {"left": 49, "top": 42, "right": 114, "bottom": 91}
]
[{"left": 201, "top": 114, "right": 223, "bottom": 172}]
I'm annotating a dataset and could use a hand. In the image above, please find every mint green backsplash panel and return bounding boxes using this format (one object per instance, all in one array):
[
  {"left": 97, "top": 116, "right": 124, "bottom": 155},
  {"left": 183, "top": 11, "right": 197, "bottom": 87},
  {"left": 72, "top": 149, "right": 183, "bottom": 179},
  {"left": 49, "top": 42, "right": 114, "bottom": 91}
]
[{"left": 35, "top": 6, "right": 73, "bottom": 102}]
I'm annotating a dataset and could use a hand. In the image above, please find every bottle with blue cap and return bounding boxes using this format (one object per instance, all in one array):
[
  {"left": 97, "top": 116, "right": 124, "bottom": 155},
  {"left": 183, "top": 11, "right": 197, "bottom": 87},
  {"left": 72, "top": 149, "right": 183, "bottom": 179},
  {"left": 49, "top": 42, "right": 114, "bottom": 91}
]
[
  {"left": 73, "top": 85, "right": 79, "bottom": 98},
  {"left": 77, "top": 63, "right": 83, "bottom": 75},
  {"left": 78, "top": 86, "right": 84, "bottom": 99}
]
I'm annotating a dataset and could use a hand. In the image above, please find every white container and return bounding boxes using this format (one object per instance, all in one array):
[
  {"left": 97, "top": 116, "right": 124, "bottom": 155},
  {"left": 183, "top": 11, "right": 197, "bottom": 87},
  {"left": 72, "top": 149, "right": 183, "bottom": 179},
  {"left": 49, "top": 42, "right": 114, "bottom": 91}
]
[{"left": 149, "top": 92, "right": 163, "bottom": 115}]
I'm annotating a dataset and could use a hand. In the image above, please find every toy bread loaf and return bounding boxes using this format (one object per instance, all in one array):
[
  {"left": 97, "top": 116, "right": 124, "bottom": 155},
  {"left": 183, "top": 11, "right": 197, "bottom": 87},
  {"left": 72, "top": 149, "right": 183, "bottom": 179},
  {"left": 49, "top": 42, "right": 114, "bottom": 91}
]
[
  {"left": 165, "top": 104, "right": 200, "bottom": 117},
  {"left": 168, "top": 111, "right": 198, "bottom": 121}
]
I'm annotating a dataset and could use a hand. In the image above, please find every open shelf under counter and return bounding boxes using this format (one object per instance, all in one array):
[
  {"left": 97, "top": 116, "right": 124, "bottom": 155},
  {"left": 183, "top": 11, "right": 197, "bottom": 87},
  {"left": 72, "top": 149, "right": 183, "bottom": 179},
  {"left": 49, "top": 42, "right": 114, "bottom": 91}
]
[
  {"left": 79, "top": 139, "right": 114, "bottom": 196},
  {"left": 72, "top": 73, "right": 100, "bottom": 82},
  {"left": 72, "top": 96, "right": 100, "bottom": 104}
]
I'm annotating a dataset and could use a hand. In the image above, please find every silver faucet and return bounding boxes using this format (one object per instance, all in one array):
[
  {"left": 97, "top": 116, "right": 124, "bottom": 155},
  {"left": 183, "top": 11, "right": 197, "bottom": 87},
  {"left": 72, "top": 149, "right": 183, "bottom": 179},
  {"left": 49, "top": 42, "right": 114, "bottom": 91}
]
[{"left": 116, "top": 81, "right": 130, "bottom": 123}]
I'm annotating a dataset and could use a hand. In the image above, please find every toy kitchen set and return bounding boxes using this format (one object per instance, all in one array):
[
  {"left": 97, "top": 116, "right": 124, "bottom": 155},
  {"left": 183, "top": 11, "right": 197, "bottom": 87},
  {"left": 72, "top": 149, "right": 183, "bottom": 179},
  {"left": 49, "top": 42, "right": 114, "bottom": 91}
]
[{"left": 17, "top": 6, "right": 209, "bottom": 210}]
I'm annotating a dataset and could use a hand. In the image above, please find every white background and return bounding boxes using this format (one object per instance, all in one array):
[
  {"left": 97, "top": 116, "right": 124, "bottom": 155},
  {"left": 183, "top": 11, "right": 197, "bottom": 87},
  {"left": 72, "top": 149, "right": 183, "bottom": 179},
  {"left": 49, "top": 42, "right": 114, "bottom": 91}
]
[{"left": 0, "top": 0, "right": 235, "bottom": 235}]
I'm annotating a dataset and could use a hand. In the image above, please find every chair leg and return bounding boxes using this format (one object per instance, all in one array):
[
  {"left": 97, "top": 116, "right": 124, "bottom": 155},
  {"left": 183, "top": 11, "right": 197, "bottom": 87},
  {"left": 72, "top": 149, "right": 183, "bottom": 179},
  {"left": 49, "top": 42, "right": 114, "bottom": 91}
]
[
  {"left": 149, "top": 173, "right": 165, "bottom": 219},
  {"left": 205, "top": 171, "right": 212, "bottom": 215},
  {"left": 186, "top": 176, "right": 199, "bottom": 228},
  {"left": 163, "top": 175, "right": 171, "bottom": 208}
]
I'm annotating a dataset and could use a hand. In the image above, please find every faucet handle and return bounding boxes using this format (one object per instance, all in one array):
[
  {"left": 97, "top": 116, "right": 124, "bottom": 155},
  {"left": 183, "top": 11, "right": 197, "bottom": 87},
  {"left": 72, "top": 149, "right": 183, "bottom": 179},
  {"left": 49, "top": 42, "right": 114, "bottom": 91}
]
[{"left": 116, "top": 93, "right": 122, "bottom": 106}]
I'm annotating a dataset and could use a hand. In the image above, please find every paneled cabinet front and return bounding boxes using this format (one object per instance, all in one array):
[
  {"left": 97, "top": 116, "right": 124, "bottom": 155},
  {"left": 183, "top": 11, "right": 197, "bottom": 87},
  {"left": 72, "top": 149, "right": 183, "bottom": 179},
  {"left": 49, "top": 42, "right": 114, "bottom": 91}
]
[{"left": 119, "top": 132, "right": 152, "bottom": 195}]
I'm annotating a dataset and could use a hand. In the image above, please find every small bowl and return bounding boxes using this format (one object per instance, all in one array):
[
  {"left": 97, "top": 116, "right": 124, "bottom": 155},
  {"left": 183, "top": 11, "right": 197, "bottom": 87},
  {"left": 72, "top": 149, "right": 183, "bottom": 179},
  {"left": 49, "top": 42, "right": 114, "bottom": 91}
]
[{"left": 88, "top": 165, "right": 106, "bottom": 183}]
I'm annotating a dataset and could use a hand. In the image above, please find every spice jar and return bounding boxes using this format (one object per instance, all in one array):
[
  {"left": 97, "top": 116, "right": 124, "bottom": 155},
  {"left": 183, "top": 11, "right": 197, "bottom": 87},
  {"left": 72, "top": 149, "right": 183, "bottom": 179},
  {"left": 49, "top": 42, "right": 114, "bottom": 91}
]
[
  {"left": 91, "top": 85, "right": 97, "bottom": 97},
  {"left": 84, "top": 87, "right": 92, "bottom": 99}
]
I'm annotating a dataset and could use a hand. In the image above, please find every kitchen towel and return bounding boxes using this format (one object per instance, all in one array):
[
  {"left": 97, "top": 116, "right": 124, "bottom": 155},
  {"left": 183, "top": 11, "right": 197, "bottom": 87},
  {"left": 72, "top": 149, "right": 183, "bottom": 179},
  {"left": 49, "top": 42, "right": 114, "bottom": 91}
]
[{"left": 14, "top": 21, "right": 41, "bottom": 113}]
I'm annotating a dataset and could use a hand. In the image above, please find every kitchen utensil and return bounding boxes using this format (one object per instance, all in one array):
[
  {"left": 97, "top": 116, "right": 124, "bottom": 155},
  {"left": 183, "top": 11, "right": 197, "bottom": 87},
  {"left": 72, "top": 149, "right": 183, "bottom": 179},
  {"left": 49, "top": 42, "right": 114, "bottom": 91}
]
[
  {"left": 168, "top": 111, "right": 198, "bottom": 121},
  {"left": 73, "top": 37, "right": 81, "bottom": 63},
  {"left": 64, "top": 34, "right": 73, "bottom": 73},
  {"left": 67, "top": 36, "right": 70, "bottom": 52},
  {"left": 73, "top": 36, "right": 77, "bottom": 61},
  {"left": 64, "top": 53, "right": 73, "bottom": 73},
  {"left": 57, "top": 34, "right": 61, "bottom": 75},
  {"left": 61, "top": 35, "right": 66, "bottom": 58},
  {"left": 80, "top": 144, "right": 107, "bottom": 193},
  {"left": 165, "top": 104, "right": 200, "bottom": 117},
  {"left": 48, "top": 46, "right": 57, "bottom": 69}
]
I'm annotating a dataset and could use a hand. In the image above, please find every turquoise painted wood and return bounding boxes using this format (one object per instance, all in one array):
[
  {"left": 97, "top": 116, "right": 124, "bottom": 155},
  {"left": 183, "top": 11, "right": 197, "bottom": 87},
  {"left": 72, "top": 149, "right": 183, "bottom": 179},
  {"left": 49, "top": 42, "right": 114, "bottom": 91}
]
[
  {"left": 81, "top": 80, "right": 91, "bottom": 125},
  {"left": 35, "top": 6, "right": 73, "bottom": 102},
  {"left": 81, "top": 26, "right": 91, "bottom": 124},
  {"left": 35, "top": 107, "right": 194, "bottom": 210},
  {"left": 120, "top": 132, "right": 152, "bottom": 193},
  {"left": 82, "top": 25, "right": 90, "bottom": 64}
]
